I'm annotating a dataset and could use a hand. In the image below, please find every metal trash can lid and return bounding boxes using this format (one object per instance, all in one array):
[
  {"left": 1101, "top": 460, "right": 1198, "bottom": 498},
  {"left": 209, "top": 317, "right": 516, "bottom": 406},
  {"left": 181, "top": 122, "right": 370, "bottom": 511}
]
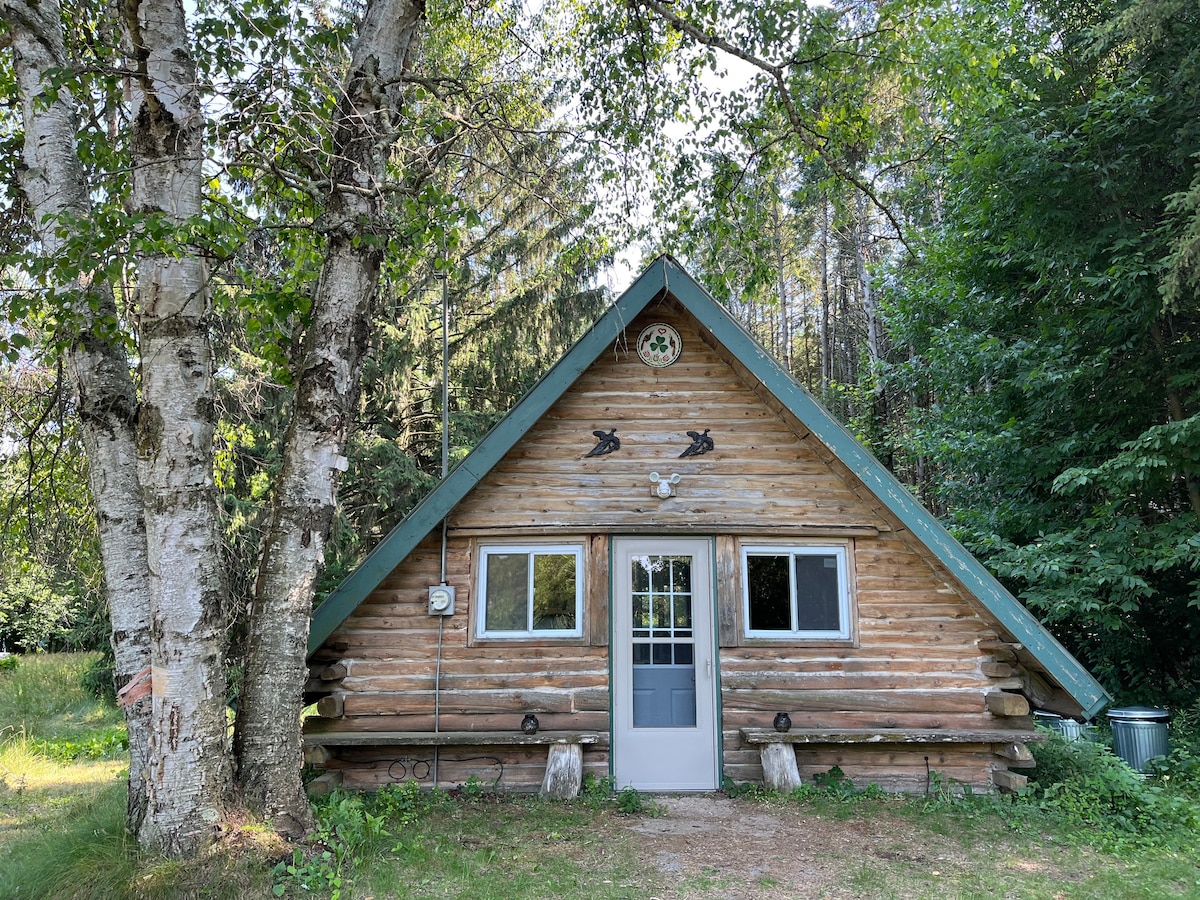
[{"left": 1107, "top": 706, "right": 1170, "bottom": 722}]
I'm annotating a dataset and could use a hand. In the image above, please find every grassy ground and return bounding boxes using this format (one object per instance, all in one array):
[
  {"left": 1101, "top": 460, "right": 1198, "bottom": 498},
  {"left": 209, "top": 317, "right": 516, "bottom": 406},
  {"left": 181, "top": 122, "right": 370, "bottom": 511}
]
[{"left": 2, "top": 654, "right": 1199, "bottom": 899}]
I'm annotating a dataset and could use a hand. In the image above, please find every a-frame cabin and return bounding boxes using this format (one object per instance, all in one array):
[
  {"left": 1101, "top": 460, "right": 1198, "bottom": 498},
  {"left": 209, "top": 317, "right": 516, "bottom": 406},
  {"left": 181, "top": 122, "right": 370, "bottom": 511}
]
[{"left": 303, "top": 256, "right": 1109, "bottom": 798}]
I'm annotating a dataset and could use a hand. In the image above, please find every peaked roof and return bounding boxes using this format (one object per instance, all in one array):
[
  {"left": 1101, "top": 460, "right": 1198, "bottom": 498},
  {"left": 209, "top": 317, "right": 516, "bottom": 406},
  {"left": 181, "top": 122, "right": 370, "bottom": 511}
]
[{"left": 309, "top": 256, "right": 1111, "bottom": 719}]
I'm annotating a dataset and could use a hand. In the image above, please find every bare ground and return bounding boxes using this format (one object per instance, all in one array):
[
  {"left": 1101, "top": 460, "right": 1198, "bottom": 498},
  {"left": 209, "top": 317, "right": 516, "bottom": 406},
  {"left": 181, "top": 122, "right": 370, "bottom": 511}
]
[{"left": 622, "top": 796, "right": 1090, "bottom": 899}]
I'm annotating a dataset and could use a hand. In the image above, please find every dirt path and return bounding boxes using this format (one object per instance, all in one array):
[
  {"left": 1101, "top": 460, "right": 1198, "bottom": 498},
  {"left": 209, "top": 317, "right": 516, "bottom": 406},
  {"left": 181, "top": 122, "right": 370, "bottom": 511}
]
[{"left": 622, "top": 796, "right": 1078, "bottom": 899}]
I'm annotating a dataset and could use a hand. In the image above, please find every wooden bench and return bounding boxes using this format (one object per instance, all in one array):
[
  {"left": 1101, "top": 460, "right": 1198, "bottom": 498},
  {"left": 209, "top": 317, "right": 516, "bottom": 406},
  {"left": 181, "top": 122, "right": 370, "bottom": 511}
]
[
  {"left": 740, "top": 727, "right": 1045, "bottom": 792},
  {"left": 302, "top": 730, "right": 604, "bottom": 800}
]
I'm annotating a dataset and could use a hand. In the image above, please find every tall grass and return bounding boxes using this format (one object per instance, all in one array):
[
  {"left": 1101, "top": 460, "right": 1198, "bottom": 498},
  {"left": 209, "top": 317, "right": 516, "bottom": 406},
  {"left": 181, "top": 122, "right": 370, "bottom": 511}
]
[{"left": 0, "top": 652, "right": 122, "bottom": 740}]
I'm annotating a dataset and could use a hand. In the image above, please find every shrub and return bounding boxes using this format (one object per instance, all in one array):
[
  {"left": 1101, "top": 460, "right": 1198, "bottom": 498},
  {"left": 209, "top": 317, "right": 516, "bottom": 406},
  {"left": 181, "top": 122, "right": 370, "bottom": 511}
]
[{"left": 1028, "top": 733, "right": 1200, "bottom": 847}]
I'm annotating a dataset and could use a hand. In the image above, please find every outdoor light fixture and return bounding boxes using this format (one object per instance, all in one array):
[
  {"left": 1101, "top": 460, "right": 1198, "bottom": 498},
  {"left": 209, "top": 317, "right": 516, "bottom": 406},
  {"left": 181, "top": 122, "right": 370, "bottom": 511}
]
[{"left": 649, "top": 471, "right": 681, "bottom": 499}]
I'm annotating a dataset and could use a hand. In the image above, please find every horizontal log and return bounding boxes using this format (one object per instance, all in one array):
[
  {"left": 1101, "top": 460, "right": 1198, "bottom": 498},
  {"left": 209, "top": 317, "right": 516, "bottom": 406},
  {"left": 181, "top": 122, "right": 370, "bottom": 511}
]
[
  {"left": 303, "top": 744, "right": 333, "bottom": 766},
  {"left": 301, "top": 730, "right": 604, "bottom": 748},
  {"left": 740, "top": 728, "right": 1044, "bottom": 745},
  {"left": 986, "top": 691, "right": 1031, "bottom": 717},
  {"left": 993, "top": 769, "right": 1028, "bottom": 793},
  {"left": 305, "top": 771, "right": 343, "bottom": 797},
  {"left": 724, "top": 688, "right": 987, "bottom": 714},
  {"left": 721, "top": 673, "right": 986, "bottom": 692},
  {"left": 315, "top": 695, "right": 344, "bottom": 718},
  {"left": 306, "top": 710, "right": 611, "bottom": 734},
  {"left": 992, "top": 741, "right": 1036, "bottom": 767},
  {"left": 319, "top": 664, "right": 348, "bottom": 681},
  {"left": 982, "top": 661, "right": 1015, "bottom": 678}
]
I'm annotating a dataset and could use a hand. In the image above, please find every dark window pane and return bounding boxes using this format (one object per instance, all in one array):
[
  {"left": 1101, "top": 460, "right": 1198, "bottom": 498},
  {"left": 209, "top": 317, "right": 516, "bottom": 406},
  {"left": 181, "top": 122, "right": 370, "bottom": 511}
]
[
  {"left": 650, "top": 557, "right": 671, "bottom": 592},
  {"left": 632, "top": 557, "right": 650, "bottom": 593},
  {"left": 652, "top": 642, "right": 673, "bottom": 665},
  {"left": 674, "top": 643, "right": 693, "bottom": 665},
  {"left": 794, "top": 555, "right": 841, "bottom": 631},
  {"left": 532, "top": 553, "right": 576, "bottom": 630},
  {"left": 485, "top": 553, "right": 528, "bottom": 631},
  {"left": 674, "top": 595, "right": 692, "bottom": 629},
  {"left": 670, "top": 557, "right": 691, "bottom": 593},
  {"left": 652, "top": 595, "right": 670, "bottom": 632},
  {"left": 747, "top": 554, "right": 791, "bottom": 631},
  {"left": 632, "top": 594, "right": 650, "bottom": 629},
  {"left": 633, "top": 643, "right": 650, "bottom": 665}
]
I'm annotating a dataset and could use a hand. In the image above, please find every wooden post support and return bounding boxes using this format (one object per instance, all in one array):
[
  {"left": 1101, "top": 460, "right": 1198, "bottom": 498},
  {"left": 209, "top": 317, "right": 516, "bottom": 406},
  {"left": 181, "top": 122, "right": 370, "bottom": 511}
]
[
  {"left": 316, "top": 694, "right": 344, "bottom": 718},
  {"left": 986, "top": 691, "right": 1030, "bottom": 717},
  {"left": 760, "top": 742, "right": 801, "bottom": 793},
  {"left": 540, "top": 743, "right": 584, "bottom": 800},
  {"left": 993, "top": 769, "right": 1028, "bottom": 793}
]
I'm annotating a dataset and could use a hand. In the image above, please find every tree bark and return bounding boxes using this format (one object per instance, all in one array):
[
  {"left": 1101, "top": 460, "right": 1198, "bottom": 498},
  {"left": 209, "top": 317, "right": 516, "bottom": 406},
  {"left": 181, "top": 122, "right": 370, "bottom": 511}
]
[
  {"left": 120, "top": 0, "right": 231, "bottom": 857},
  {"left": 234, "top": 0, "right": 425, "bottom": 838},
  {"left": 1, "top": 0, "right": 154, "bottom": 831}
]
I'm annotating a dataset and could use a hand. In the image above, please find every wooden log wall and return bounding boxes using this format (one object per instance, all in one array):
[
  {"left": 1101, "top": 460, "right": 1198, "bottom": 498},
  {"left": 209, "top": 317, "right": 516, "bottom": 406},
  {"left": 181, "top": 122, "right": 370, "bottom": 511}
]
[{"left": 314, "top": 299, "right": 1043, "bottom": 793}]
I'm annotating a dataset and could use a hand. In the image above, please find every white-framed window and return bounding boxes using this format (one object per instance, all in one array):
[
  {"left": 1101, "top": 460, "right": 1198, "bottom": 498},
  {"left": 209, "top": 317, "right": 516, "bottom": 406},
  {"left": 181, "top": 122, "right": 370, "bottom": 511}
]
[
  {"left": 741, "top": 545, "right": 852, "bottom": 640},
  {"left": 476, "top": 544, "right": 584, "bottom": 638}
]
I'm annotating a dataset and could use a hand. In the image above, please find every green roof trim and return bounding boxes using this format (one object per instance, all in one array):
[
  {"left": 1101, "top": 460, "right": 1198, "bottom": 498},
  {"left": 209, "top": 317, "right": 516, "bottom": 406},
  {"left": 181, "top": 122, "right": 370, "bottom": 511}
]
[{"left": 309, "top": 256, "right": 1111, "bottom": 720}]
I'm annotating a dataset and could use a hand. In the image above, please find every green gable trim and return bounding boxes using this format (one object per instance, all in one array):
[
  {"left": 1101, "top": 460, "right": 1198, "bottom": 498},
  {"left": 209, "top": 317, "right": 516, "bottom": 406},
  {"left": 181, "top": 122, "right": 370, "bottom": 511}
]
[
  {"left": 308, "top": 259, "right": 675, "bottom": 655},
  {"left": 309, "top": 256, "right": 1110, "bottom": 720},
  {"left": 658, "top": 261, "right": 1111, "bottom": 720}
]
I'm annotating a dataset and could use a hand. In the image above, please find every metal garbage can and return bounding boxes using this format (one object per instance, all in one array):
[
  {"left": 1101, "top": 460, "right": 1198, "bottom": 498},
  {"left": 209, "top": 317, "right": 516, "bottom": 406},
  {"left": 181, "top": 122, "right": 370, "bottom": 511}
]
[
  {"left": 1107, "top": 706, "right": 1170, "bottom": 772},
  {"left": 1033, "top": 710, "right": 1093, "bottom": 741}
]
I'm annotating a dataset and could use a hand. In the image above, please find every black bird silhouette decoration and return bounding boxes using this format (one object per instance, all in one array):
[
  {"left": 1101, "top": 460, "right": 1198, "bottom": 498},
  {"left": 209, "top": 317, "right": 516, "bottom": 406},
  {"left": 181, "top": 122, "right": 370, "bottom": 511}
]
[
  {"left": 680, "top": 429, "right": 714, "bottom": 457},
  {"left": 585, "top": 428, "right": 621, "bottom": 457}
]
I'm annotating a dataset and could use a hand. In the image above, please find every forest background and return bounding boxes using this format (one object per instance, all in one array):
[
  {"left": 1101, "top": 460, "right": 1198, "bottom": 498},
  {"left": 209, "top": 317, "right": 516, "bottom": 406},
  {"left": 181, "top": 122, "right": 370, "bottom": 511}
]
[{"left": 0, "top": 0, "right": 1197, "bottom": 858}]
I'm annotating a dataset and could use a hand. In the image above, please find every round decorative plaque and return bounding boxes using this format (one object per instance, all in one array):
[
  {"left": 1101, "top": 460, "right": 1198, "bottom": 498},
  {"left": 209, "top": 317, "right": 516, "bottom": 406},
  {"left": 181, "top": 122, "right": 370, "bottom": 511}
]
[{"left": 636, "top": 323, "right": 682, "bottom": 368}]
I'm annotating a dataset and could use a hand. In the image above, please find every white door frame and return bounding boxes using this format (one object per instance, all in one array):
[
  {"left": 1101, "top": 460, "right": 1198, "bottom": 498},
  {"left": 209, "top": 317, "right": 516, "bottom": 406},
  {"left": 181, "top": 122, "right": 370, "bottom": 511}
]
[{"left": 611, "top": 537, "right": 719, "bottom": 791}]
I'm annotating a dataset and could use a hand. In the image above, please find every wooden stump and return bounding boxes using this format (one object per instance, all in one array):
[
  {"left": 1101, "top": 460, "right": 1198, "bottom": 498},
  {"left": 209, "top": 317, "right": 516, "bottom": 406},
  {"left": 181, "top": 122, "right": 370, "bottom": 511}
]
[
  {"left": 760, "top": 742, "right": 801, "bottom": 792},
  {"left": 540, "top": 743, "right": 583, "bottom": 800}
]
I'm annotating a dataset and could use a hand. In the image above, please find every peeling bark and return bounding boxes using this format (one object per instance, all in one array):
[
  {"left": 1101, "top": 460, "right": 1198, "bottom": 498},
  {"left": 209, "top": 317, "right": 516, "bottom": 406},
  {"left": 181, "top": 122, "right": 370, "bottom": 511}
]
[
  {"left": 119, "top": 0, "right": 231, "bottom": 857},
  {"left": 0, "top": 0, "right": 154, "bottom": 830},
  {"left": 234, "top": 0, "right": 425, "bottom": 838}
]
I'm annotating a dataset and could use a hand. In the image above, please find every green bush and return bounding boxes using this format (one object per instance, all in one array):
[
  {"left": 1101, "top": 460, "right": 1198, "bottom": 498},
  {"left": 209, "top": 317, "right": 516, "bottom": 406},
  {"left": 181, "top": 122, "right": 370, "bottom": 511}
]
[
  {"left": 0, "top": 652, "right": 17, "bottom": 672},
  {"left": 80, "top": 654, "right": 117, "bottom": 705},
  {"left": 1029, "top": 733, "right": 1200, "bottom": 847}
]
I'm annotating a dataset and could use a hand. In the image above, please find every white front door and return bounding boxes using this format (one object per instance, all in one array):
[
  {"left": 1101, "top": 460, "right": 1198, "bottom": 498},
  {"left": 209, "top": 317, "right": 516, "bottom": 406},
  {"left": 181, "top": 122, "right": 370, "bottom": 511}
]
[{"left": 612, "top": 538, "right": 719, "bottom": 790}]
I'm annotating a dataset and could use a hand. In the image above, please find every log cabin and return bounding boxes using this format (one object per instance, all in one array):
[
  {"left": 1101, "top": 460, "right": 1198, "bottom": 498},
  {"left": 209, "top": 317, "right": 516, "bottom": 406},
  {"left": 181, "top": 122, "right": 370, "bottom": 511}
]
[{"left": 303, "top": 256, "right": 1110, "bottom": 799}]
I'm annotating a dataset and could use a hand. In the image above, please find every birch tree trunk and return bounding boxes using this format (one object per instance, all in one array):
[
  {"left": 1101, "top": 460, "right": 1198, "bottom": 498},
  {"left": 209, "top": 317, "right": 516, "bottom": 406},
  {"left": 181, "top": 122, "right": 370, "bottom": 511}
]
[
  {"left": 120, "top": 0, "right": 232, "bottom": 857},
  {"left": 234, "top": 0, "right": 425, "bottom": 837},
  {"left": 1, "top": 0, "right": 154, "bottom": 831}
]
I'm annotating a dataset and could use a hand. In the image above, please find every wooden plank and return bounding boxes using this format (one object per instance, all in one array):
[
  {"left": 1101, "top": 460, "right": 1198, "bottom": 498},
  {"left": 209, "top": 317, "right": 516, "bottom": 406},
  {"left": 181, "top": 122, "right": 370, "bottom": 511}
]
[
  {"left": 448, "top": 524, "right": 881, "bottom": 538},
  {"left": 301, "top": 730, "right": 603, "bottom": 747},
  {"left": 740, "top": 728, "right": 1044, "bottom": 745},
  {"left": 715, "top": 535, "right": 739, "bottom": 648},
  {"left": 587, "top": 534, "right": 609, "bottom": 647},
  {"left": 982, "top": 661, "right": 1015, "bottom": 678},
  {"left": 986, "top": 691, "right": 1031, "bottom": 717}
]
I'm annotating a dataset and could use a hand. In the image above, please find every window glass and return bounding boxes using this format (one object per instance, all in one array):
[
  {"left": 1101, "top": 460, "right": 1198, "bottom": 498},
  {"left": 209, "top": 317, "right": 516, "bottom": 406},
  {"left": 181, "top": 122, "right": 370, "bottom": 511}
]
[
  {"left": 479, "top": 546, "right": 582, "bottom": 638},
  {"left": 746, "top": 554, "right": 791, "bottom": 631},
  {"left": 532, "top": 553, "right": 577, "bottom": 631},
  {"left": 484, "top": 553, "right": 528, "bottom": 632},
  {"left": 744, "top": 546, "right": 849, "bottom": 640},
  {"left": 794, "top": 554, "right": 841, "bottom": 632}
]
